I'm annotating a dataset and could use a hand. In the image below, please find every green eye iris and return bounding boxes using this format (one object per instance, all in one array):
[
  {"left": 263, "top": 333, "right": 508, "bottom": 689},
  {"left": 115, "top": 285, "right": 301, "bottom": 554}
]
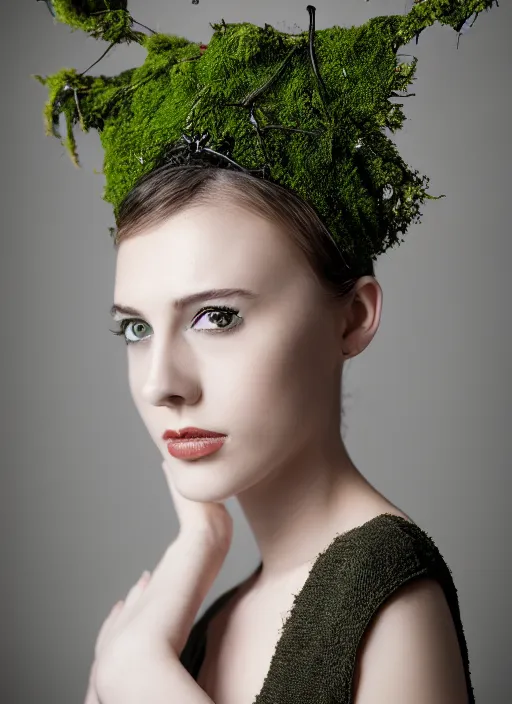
[
  {"left": 109, "top": 304, "right": 242, "bottom": 346},
  {"left": 123, "top": 320, "right": 151, "bottom": 343}
]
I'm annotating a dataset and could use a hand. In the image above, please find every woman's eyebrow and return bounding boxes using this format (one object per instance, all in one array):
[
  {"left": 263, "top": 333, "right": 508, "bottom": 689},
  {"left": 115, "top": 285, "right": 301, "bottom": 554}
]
[{"left": 110, "top": 287, "right": 258, "bottom": 318}]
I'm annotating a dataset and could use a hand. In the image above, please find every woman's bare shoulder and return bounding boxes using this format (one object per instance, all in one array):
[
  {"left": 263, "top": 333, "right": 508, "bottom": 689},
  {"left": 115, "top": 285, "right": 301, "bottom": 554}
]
[{"left": 352, "top": 576, "right": 469, "bottom": 704}]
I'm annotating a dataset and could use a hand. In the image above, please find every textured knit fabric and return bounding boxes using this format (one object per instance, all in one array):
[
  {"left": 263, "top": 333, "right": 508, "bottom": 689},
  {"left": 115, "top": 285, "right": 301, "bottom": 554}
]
[{"left": 179, "top": 513, "right": 474, "bottom": 703}]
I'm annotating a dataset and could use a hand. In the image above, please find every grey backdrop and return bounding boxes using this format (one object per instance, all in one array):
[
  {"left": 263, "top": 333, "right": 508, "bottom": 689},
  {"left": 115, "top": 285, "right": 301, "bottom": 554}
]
[{"left": 2, "top": 1, "right": 510, "bottom": 702}]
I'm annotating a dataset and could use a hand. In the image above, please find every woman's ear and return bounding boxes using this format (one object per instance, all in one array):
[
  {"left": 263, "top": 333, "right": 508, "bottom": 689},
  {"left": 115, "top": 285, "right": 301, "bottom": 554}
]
[{"left": 340, "top": 277, "right": 383, "bottom": 360}]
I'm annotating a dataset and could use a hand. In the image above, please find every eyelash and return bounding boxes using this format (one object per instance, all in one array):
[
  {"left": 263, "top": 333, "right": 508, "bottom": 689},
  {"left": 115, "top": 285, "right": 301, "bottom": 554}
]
[{"left": 109, "top": 304, "right": 242, "bottom": 346}]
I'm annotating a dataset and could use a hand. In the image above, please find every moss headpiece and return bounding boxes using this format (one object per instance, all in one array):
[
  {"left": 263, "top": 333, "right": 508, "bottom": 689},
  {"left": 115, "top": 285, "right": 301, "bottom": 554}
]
[{"left": 34, "top": 0, "right": 497, "bottom": 267}]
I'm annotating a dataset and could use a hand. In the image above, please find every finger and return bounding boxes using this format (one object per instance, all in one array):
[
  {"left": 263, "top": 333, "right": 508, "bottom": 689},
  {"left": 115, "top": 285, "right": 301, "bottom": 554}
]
[
  {"left": 84, "top": 685, "right": 99, "bottom": 704},
  {"left": 84, "top": 681, "right": 100, "bottom": 704},
  {"left": 102, "top": 572, "right": 153, "bottom": 641},
  {"left": 95, "top": 600, "right": 124, "bottom": 659},
  {"left": 83, "top": 660, "right": 100, "bottom": 704},
  {"left": 94, "top": 572, "right": 151, "bottom": 659},
  {"left": 123, "top": 571, "right": 151, "bottom": 610}
]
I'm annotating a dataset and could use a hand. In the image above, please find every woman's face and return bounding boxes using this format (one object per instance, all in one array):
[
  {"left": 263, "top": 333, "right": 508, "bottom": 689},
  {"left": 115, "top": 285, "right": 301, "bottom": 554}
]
[{"left": 112, "top": 201, "right": 349, "bottom": 503}]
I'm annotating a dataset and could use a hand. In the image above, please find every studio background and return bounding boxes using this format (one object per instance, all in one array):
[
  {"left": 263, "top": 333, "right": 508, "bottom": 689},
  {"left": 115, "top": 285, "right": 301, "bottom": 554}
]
[{"left": 1, "top": 1, "right": 510, "bottom": 702}]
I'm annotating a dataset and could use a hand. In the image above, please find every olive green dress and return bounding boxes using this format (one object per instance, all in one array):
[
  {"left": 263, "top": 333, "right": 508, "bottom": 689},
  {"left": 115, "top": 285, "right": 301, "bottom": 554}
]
[{"left": 180, "top": 513, "right": 475, "bottom": 703}]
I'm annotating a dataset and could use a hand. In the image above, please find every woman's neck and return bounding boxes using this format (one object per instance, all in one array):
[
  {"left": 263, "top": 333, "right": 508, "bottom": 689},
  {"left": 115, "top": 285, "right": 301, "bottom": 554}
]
[{"left": 235, "top": 436, "right": 398, "bottom": 584}]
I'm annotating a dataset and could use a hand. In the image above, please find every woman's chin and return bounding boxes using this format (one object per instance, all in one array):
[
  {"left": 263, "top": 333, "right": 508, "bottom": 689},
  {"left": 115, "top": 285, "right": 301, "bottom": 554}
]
[{"left": 172, "top": 469, "right": 265, "bottom": 505}]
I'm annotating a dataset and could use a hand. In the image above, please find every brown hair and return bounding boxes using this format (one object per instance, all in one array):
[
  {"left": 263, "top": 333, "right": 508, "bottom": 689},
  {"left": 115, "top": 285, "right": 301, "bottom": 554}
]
[{"left": 113, "top": 163, "right": 375, "bottom": 301}]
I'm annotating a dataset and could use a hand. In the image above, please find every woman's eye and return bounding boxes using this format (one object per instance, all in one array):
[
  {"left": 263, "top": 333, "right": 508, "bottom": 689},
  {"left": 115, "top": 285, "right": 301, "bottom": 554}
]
[
  {"left": 123, "top": 320, "right": 151, "bottom": 344},
  {"left": 191, "top": 306, "right": 242, "bottom": 332},
  {"left": 110, "top": 305, "right": 242, "bottom": 345}
]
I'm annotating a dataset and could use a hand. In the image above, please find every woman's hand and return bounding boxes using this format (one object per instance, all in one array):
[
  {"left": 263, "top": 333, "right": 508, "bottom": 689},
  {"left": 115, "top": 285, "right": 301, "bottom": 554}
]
[
  {"left": 84, "top": 572, "right": 152, "bottom": 704},
  {"left": 83, "top": 460, "right": 233, "bottom": 704},
  {"left": 162, "top": 459, "right": 233, "bottom": 550}
]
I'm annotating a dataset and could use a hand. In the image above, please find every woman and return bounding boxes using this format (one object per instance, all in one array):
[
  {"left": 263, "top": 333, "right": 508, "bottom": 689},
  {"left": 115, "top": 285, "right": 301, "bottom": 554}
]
[
  {"left": 105, "top": 164, "right": 473, "bottom": 704},
  {"left": 35, "top": 1, "right": 497, "bottom": 702}
]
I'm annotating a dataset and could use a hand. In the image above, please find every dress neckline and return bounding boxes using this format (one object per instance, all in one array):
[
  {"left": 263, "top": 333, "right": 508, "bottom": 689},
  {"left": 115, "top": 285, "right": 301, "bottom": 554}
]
[{"left": 199, "top": 512, "right": 417, "bottom": 704}]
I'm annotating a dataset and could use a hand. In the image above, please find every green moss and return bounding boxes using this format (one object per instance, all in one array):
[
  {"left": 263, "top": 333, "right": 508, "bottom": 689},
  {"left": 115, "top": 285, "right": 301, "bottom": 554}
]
[
  {"left": 50, "top": 0, "right": 142, "bottom": 43},
  {"left": 35, "top": 0, "right": 497, "bottom": 267}
]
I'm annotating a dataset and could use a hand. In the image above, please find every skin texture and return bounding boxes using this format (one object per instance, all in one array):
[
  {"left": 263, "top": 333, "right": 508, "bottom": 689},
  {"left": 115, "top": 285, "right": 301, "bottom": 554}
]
[
  {"left": 351, "top": 577, "right": 469, "bottom": 704},
  {"left": 112, "top": 200, "right": 391, "bottom": 582},
  {"left": 84, "top": 467, "right": 234, "bottom": 704},
  {"left": 108, "top": 201, "right": 470, "bottom": 703}
]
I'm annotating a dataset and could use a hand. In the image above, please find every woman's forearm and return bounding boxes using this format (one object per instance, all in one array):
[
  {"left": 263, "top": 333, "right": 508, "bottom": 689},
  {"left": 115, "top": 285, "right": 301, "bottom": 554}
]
[
  {"left": 106, "top": 654, "right": 215, "bottom": 704},
  {"left": 158, "top": 531, "right": 229, "bottom": 656},
  {"left": 95, "top": 531, "right": 228, "bottom": 704}
]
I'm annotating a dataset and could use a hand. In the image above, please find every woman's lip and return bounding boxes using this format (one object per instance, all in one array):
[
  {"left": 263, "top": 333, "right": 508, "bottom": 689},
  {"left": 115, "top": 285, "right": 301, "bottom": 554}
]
[
  {"left": 166, "top": 436, "right": 227, "bottom": 460},
  {"left": 163, "top": 427, "right": 227, "bottom": 440}
]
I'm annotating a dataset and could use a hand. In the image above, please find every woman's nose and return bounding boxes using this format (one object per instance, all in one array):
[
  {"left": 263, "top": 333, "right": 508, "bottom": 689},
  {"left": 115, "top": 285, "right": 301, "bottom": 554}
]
[
  {"left": 142, "top": 372, "right": 202, "bottom": 408},
  {"left": 140, "top": 341, "right": 202, "bottom": 407}
]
